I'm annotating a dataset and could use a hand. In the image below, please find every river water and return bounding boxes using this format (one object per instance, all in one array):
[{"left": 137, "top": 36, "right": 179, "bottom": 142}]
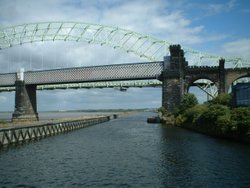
[{"left": 0, "top": 112, "right": 250, "bottom": 187}]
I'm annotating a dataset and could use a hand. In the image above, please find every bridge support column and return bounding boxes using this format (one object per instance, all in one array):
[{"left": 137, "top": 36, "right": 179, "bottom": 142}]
[
  {"left": 218, "top": 59, "right": 226, "bottom": 93},
  {"left": 161, "top": 45, "right": 186, "bottom": 112},
  {"left": 12, "top": 70, "right": 38, "bottom": 122},
  {"left": 162, "top": 78, "right": 183, "bottom": 112}
]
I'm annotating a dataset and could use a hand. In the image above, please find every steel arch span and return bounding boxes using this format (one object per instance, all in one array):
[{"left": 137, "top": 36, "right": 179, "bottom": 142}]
[{"left": 0, "top": 21, "right": 249, "bottom": 67}]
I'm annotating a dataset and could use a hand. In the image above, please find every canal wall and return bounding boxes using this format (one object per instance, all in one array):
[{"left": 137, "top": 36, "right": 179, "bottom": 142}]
[
  {"left": 0, "top": 115, "right": 116, "bottom": 147},
  {"left": 179, "top": 123, "right": 250, "bottom": 144}
]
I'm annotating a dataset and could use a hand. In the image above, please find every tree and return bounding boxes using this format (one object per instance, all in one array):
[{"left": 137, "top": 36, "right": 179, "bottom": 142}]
[
  {"left": 158, "top": 106, "right": 166, "bottom": 115},
  {"left": 211, "top": 93, "right": 232, "bottom": 106},
  {"left": 231, "top": 107, "right": 250, "bottom": 133},
  {"left": 199, "top": 104, "right": 230, "bottom": 123},
  {"left": 178, "top": 93, "right": 198, "bottom": 113}
]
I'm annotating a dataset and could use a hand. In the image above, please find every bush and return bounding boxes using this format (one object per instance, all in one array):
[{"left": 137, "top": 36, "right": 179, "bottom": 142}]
[
  {"left": 199, "top": 104, "right": 230, "bottom": 124},
  {"left": 231, "top": 107, "right": 250, "bottom": 133},
  {"left": 216, "top": 114, "right": 234, "bottom": 133},
  {"left": 183, "top": 104, "right": 208, "bottom": 124},
  {"left": 158, "top": 106, "right": 166, "bottom": 116},
  {"left": 175, "top": 114, "right": 186, "bottom": 126},
  {"left": 178, "top": 93, "right": 198, "bottom": 113},
  {"left": 210, "top": 93, "right": 232, "bottom": 106}
]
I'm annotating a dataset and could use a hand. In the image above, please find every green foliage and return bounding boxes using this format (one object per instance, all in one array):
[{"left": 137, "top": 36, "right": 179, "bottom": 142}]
[
  {"left": 179, "top": 93, "right": 198, "bottom": 113},
  {"left": 210, "top": 93, "right": 232, "bottom": 106},
  {"left": 199, "top": 104, "right": 230, "bottom": 123},
  {"left": 231, "top": 107, "right": 250, "bottom": 122},
  {"left": 231, "top": 107, "right": 250, "bottom": 133},
  {"left": 183, "top": 104, "right": 208, "bottom": 124},
  {"left": 171, "top": 92, "right": 250, "bottom": 138},
  {"left": 158, "top": 106, "right": 166, "bottom": 115},
  {"left": 175, "top": 114, "right": 186, "bottom": 126},
  {"left": 216, "top": 114, "right": 234, "bottom": 133}
]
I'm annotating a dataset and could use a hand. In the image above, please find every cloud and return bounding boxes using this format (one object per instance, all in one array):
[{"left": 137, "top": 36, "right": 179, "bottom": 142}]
[
  {"left": 221, "top": 38, "right": 250, "bottom": 59},
  {"left": 241, "top": 8, "right": 250, "bottom": 13},
  {"left": 37, "top": 88, "right": 161, "bottom": 111},
  {"left": 0, "top": 0, "right": 207, "bottom": 43},
  {"left": 206, "top": 0, "right": 237, "bottom": 15}
]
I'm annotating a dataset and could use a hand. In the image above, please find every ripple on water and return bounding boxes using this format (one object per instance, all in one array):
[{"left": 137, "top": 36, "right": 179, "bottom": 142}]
[{"left": 0, "top": 112, "right": 250, "bottom": 187}]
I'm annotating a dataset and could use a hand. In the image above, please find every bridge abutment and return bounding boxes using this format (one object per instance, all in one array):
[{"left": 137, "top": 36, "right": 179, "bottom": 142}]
[{"left": 12, "top": 72, "right": 39, "bottom": 122}]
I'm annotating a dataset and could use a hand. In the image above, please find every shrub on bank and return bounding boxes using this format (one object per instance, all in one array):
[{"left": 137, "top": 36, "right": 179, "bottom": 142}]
[
  {"left": 175, "top": 104, "right": 207, "bottom": 126},
  {"left": 183, "top": 104, "right": 208, "bottom": 124},
  {"left": 178, "top": 93, "right": 198, "bottom": 114},
  {"left": 158, "top": 106, "right": 166, "bottom": 116},
  {"left": 210, "top": 93, "right": 232, "bottom": 106},
  {"left": 199, "top": 104, "right": 230, "bottom": 124},
  {"left": 170, "top": 94, "right": 250, "bottom": 139},
  {"left": 231, "top": 107, "right": 250, "bottom": 134}
]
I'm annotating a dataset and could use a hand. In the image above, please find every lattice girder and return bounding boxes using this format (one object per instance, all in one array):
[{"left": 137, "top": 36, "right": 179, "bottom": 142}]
[{"left": 0, "top": 62, "right": 163, "bottom": 87}]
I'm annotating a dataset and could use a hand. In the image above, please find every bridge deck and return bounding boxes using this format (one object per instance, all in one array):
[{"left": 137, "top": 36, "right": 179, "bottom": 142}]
[{"left": 0, "top": 62, "right": 163, "bottom": 87}]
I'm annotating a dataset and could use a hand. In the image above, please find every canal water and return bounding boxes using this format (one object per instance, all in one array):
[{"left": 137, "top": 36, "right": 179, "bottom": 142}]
[{"left": 0, "top": 112, "right": 250, "bottom": 187}]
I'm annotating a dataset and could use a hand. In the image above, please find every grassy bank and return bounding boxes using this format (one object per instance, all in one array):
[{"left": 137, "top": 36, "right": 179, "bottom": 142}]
[{"left": 160, "top": 93, "right": 250, "bottom": 143}]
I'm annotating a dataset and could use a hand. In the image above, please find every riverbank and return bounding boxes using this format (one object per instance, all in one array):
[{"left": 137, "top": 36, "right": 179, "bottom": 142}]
[
  {"left": 179, "top": 122, "right": 250, "bottom": 144},
  {"left": 160, "top": 93, "right": 250, "bottom": 144}
]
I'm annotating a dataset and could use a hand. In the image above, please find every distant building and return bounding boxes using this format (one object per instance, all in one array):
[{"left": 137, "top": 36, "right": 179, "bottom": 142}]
[{"left": 232, "top": 83, "right": 250, "bottom": 107}]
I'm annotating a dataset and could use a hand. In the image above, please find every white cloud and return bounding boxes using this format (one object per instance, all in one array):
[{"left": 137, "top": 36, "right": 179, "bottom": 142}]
[
  {"left": 221, "top": 39, "right": 250, "bottom": 59},
  {"left": 206, "top": 0, "right": 237, "bottom": 15}
]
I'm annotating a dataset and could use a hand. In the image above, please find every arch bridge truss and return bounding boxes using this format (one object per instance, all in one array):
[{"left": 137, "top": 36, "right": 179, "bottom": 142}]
[{"left": 0, "top": 21, "right": 249, "bottom": 68}]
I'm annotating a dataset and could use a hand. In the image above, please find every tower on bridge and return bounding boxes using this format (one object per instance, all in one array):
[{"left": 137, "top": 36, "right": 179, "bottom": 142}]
[{"left": 160, "top": 45, "right": 229, "bottom": 112}]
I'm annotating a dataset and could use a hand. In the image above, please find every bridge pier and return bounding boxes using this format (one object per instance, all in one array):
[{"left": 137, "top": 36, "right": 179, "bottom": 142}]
[
  {"left": 161, "top": 45, "right": 187, "bottom": 112},
  {"left": 218, "top": 59, "right": 226, "bottom": 93},
  {"left": 12, "top": 69, "right": 38, "bottom": 122}
]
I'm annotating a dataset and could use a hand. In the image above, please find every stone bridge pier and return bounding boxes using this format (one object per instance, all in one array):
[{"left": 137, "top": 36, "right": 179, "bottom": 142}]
[
  {"left": 161, "top": 45, "right": 187, "bottom": 112},
  {"left": 12, "top": 69, "right": 38, "bottom": 122}
]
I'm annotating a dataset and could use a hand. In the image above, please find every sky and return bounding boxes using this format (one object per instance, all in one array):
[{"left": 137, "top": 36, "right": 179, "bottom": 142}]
[{"left": 0, "top": 0, "right": 250, "bottom": 111}]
